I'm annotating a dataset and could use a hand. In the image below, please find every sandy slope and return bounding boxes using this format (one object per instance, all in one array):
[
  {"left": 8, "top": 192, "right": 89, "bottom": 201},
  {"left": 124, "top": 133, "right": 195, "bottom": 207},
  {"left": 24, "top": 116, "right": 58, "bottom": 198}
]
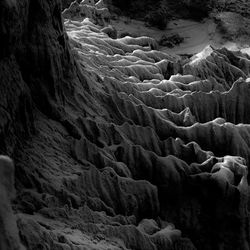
[
  {"left": 161, "top": 19, "right": 219, "bottom": 55},
  {"left": 111, "top": 17, "right": 168, "bottom": 39}
]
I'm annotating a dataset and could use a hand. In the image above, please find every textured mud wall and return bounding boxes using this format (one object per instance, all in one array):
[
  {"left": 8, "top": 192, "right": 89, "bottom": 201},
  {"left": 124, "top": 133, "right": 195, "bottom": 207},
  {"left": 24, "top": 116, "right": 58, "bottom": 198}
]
[
  {"left": 1, "top": 0, "right": 250, "bottom": 250},
  {"left": 0, "top": 0, "right": 77, "bottom": 154}
]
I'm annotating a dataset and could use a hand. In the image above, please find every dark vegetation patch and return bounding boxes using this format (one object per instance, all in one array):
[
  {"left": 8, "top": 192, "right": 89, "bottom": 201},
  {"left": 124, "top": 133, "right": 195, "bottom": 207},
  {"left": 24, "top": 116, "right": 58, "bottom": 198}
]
[{"left": 159, "top": 34, "right": 184, "bottom": 48}]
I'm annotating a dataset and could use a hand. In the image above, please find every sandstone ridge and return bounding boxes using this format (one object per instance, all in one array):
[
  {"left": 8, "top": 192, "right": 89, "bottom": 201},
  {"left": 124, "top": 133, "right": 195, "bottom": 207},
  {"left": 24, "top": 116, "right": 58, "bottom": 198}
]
[{"left": 0, "top": 1, "right": 250, "bottom": 250}]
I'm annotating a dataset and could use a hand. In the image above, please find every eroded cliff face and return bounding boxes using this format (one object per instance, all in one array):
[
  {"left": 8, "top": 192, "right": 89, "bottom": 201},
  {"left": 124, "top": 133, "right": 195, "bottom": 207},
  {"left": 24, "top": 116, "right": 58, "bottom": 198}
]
[{"left": 1, "top": 0, "right": 250, "bottom": 250}]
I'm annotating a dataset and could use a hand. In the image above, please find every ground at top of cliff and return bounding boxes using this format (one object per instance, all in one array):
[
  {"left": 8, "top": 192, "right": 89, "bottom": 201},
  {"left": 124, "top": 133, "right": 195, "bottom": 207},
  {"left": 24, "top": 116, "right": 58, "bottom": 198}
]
[
  {"left": 62, "top": 0, "right": 250, "bottom": 56},
  {"left": 109, "top": 14, "right": 250, "bottom": 56}
]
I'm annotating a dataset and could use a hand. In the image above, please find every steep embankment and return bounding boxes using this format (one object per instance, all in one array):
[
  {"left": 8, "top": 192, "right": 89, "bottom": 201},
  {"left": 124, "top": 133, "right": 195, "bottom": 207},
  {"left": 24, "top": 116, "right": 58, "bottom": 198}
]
[{"left": 1, "top": 0, "right": 250, "bottom": 250}]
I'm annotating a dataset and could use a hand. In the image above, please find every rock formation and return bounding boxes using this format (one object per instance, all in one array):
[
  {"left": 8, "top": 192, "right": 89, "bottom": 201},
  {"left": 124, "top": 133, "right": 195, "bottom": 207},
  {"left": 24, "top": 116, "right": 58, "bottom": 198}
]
[
  {"left": 0, "top": 0, "right": 250, "bottom": 250},
  {"left": 63, "top": 0, "right": 111, "bottom": 25},
  {"left": 0, "top": 156, "right": 24, "bottom": 250}
]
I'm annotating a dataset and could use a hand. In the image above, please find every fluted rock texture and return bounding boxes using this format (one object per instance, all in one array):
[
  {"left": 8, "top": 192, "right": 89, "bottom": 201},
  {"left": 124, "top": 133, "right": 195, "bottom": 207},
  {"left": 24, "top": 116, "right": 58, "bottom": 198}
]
[{"left": 1, "top": 0, "right": 250, "bottom": 250}]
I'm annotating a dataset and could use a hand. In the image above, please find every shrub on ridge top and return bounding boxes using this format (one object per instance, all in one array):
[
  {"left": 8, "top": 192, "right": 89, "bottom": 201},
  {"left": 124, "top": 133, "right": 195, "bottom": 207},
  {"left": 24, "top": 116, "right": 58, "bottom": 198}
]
[{"left": 144, "top": 7, "right": 169, "bottom": 30}]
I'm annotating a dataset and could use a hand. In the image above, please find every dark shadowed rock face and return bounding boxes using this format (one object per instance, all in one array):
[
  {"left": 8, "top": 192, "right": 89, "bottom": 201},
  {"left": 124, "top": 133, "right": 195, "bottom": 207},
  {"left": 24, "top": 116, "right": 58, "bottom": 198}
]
[
  {"left": 0, "top": 0, "right": 33, "bottom": 155},
  {"left": 0, "top": 0, "right": 250, "bottom": 250},
  {"left": 0, "top": 0, "right": 77, "bottom": 154}
]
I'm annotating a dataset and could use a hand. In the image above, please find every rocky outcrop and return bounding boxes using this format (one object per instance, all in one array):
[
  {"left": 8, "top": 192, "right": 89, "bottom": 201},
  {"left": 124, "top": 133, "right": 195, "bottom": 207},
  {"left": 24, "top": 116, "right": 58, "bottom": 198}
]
[
  {"left": 0, "top": 156, "right": 24, "bottom": 250},
  {"left": 62, "top": 0, "right": 111, "bottom": 25},
  {"left": 0, "top": 0, "right": 77, "bottom": 154},
  {"left": 1, "top": 0, "right": 250, "bottom": 250}
]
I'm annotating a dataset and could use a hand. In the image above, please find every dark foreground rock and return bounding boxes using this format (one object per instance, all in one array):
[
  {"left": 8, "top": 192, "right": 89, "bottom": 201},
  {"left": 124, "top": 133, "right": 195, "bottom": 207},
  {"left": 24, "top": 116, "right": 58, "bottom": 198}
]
[{"left": 0, "top": 0, "right": 250, "bottom": 250}]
